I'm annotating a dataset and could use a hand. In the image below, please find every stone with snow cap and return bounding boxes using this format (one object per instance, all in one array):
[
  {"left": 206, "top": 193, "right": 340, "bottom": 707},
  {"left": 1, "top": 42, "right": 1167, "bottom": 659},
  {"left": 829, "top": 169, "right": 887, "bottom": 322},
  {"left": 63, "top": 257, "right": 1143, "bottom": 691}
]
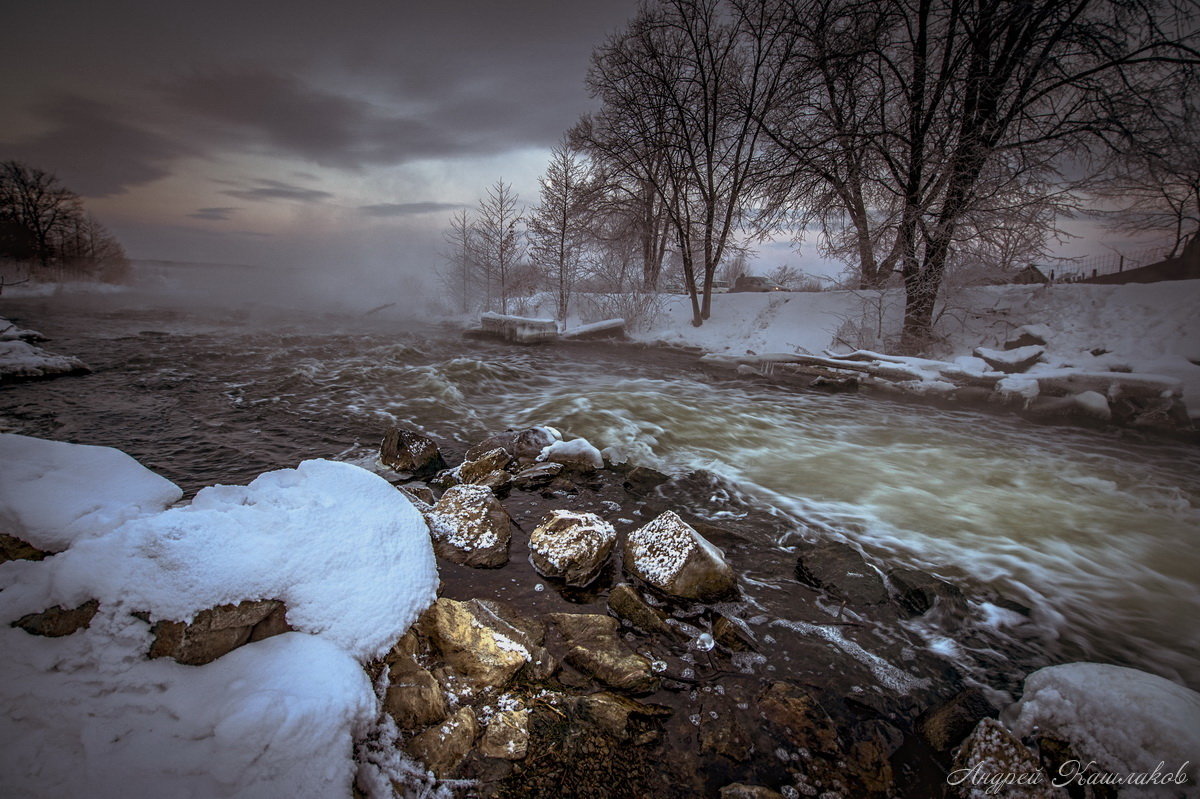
[
  {"left": 425, "top": 483, "right": 512, "bottom": 567},
  {"left": 379, "top": 426, "right": 444, "bottom": 477},
  {"left": 466, "top": 425, "right": 562, "bottom": 464},
  {"left": 529, "top": 509, "right": 616, "bottom": 587},
  {"left": 537, "top": 436, "right": 604, "bottom": 471},
  {"left": 622, "top": 511, "right": 737, "bottom": 601},
  {"left": 973, "top": 344, "right": 1045, "bottom": 374}
]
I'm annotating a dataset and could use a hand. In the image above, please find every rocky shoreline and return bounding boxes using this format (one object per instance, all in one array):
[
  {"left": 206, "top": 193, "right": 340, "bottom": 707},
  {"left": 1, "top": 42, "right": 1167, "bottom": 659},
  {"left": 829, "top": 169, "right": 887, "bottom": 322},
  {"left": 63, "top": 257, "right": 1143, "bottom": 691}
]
[{"left": 359, "top": 424, "right": 1054, "bottom": 798}]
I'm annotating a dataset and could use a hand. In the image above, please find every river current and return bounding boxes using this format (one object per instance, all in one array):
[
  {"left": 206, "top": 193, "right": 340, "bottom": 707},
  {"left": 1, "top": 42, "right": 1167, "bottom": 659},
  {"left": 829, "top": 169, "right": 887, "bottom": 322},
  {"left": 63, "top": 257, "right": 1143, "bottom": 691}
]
[{"left": 3, "top": 291, "right": 1198, "bottom": 695}]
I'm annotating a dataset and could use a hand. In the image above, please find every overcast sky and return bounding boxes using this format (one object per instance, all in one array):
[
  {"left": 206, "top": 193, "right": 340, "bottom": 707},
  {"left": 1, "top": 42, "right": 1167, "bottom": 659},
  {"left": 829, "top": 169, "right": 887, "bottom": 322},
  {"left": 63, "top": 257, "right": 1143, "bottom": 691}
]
[{"left": 1, "top": 0, "right": 645, "bottom": 301}]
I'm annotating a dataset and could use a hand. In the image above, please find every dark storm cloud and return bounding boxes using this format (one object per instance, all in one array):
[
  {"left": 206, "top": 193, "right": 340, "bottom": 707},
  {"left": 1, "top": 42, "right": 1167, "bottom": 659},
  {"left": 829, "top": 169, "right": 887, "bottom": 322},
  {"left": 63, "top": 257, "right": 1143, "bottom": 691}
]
[
  {"left": 188, "top": 207, "right": 240, "bottom": 221},
  {"left": 220, "top": 180, "right": 334, "bottom": 203},
  {"left": 358, "top": 202, "right": 468, "bottom": 217},
  {"left": 3, "top": 96, "right": 192, "bottom": 197}
]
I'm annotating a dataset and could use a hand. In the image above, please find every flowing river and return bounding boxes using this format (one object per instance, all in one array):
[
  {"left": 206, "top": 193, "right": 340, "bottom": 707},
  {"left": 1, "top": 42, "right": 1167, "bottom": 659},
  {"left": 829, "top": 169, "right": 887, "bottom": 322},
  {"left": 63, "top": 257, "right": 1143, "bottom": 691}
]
[{"left": 3, "top": 291, "right": 1198, "bottom": 697}]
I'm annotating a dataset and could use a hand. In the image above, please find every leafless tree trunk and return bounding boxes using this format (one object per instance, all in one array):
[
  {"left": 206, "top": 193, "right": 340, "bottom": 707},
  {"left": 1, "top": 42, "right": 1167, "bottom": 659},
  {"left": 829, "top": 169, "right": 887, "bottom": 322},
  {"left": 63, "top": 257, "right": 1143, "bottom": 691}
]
[{"left": 475, "top": 180, "right": 524, "bottom": 315}]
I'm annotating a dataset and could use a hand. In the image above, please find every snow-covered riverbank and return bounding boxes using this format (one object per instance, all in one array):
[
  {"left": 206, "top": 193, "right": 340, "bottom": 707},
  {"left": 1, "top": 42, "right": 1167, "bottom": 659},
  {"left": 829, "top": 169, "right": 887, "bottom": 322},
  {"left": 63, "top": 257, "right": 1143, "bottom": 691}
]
[{"left": 632, "top": 281, "right": 1200, "bottom": 422}]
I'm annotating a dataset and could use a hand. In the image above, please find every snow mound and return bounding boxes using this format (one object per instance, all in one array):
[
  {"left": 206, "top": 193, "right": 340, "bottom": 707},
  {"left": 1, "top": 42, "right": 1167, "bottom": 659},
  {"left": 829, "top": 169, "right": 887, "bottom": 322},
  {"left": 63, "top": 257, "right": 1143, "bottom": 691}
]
[
  {"left": 0, "top": 440, "right": 441, "bottom": 798},
  {"left": 0, "top": 433, "right": 183, "bottom": 550},
  {"left": 1, "top": 457, "right": 438, "bottom": 660},
  {"left": 1006, "top": 663, "right": 1200, "bottom": 786},
  {"left": 537, "top": 437, "right": 604, "bottom": 469},
  {"left": 0, "top": 339, "right": 88, "bottom": 379}
]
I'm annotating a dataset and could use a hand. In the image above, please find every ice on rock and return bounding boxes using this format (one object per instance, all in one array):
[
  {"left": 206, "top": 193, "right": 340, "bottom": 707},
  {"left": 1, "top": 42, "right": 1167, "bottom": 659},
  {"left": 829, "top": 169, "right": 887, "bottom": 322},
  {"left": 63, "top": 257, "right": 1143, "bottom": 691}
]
[{"left": 537, "top": 436, "right": 604, "bottom": 470}]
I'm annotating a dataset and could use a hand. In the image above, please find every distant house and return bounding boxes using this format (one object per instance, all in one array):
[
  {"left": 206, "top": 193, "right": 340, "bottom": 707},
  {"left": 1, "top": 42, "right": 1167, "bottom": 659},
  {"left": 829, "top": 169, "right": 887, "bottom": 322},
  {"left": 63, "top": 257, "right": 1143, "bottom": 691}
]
[{"left": 1012, "top": 264, "right": 1050, "bottom": 284}]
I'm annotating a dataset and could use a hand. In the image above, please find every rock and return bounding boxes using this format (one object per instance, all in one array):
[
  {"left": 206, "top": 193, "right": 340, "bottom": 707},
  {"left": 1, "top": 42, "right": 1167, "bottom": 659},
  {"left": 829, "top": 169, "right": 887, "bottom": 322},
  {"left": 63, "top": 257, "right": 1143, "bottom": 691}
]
[
  {"left": 846, "top": 719, "right": 904, "bottom": 795},
  {"left": 622, "top": 465, "right": 670, "bottom": 497},
  {"left": 794, "top": 539, "right": 888, "bottom": 605},
  {"left": 148, "top": 599, "right": 285, "bottom": 665},
  {"left": 479, "top": 709, "right": 530, "bottom": 759},
  {"left": 974, "top": 345, "right": 1045, "bottom": 374},
  {"left": 457, "top": 447, "right": 512, "bottom": 487},
  {"left": 529, "top": 510, "right": 616, "bottom": 587},
  {"left": 700, "top": 704, "right": 752, "bottom": 761},
  {"left": 949, "top": 718, "right": 1060, "bottom": 798},
  {"left": 511, "top": 461, "right": 563, "bottom": 489},
  {"left": 1004, "top": 325, "right": 1050, "bottom": 350},
  {"left": 405, "top": 706, "right": 479, "bottom": 778},
  {"left": 461, "top": 598, "right": 557, "bottom": 683},
  {"left": 888, "top": 567, "right": 965, "bottom": 618},
  {"left": 425, "top": 484, "right": 513, "bottom": 568},
  {"left": 247, "top": 600, "right": 293, "bottom": 642},
  {"left": 467, "top": 426, "right": 561, "bottom": 465},
  {"left": 757, "top": 681, "right": 841, "bottom": 756},
  {"left": 1072, "top": 390, "right": 1112, "bottom": 420},
  {"left": 399, "top": 483, "right": 435, "bottom": 506},
  {"left": 712, "top": 614, "right": 756, "bottom": 652},
  {"left": 418, "top": 598, "right": 530, "bottom": 694},
  {"left": 570, "top": 691, "right": 671, "bottom": 741},
  {"left": 719, "top": 785, "right": 785, "bottom": 799},
  {"left": 548, "top": 613, "right": 658, "bottom": 694},
  {"left": 607, "top": 583, "right": 673, "bottom": 637},
  {"left": 385, "top": 665, "right": 448, "bottom": 731},
  {"left": 622, "top": 511, "right": 737, "bottom": 601},
  {"left": 919, "top": 687, "right": 998, "bottom": 752},
  {"left": 0, "top": 533, "right": 51, "bottom": 563},
  {"left": 12, "top": 599, "right": 99, "bottom": 637},
  {"left": 380, "top": 426, "right": 444, "bottom": 477},
  {"left": 536, "top": 437, "right": 604, "bottom": 471},
  {"left": 810, "top": 375, "right": 859, "bottom": 393}
]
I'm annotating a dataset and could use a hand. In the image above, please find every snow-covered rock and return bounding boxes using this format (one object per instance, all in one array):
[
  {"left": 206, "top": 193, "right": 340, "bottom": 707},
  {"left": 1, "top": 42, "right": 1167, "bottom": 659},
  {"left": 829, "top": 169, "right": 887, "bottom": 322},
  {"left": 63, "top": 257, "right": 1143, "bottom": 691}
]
[
  {"left": 0, "top": 433, "right": 183, "bottom": 551},
  {"left": 948, "top": 718, "right": 1061, "bottom": 799},
  {"left": 0, "top": 441, "right": 441, "bottom": 799},
  {"left": 466, "top": 426, "right": 562, "bottom": 464},
  {"left": 0, "top": 316, "right": 46, "bottom": 342},
  {"left": 379, "top": 426, "right": 444, "bottom": 477},
  {"left": 425, "top": 483, "right": 512, "bottom": 567},
  {"left": 528, "top": 510, "right": 616, "bottom": 587},
  {"left": 1005, "top": 663, "right": 1200, "bottom": 790},
  {"left": 1072, "top": 391, "right": 1111, "bottom": 420},
  {"left": 973, "top": 345, "right": 1045, "bottom": 374},
  {"left": 622, "top": 511, "right": 737, "bottom": 601},
  {"left": 537, "top": 436, "right": 604, "bottom": 471},
  {"left": 0, "top": 339, "right": 88, "bottom": 380}
]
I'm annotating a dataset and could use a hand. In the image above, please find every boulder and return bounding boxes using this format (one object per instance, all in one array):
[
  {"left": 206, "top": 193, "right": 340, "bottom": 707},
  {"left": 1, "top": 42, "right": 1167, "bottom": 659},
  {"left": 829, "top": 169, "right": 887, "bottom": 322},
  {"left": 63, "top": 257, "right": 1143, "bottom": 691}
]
[
  {"left": 757, "top": 682, "right": 841, "bottom": 756},
  {"left": 712, "top": 614, "right": 756, "bottom": 652},
  {"left": 0, "top": 533, "right": 51, "bottom": 564},
  {"left": 548, "top": 613, "right": 658, "bottom": 694},
  {"left": 570, "top": 691, "right": 671, "bottom": 742},
  {"left": 622, "top": 465, "right": 670, "bottom": 497},
  {"left": 148, "top": 599, "right": 287, "bottom": 665},
  {"left": 918, "top": 687, "right": 998, "bottom": 752},
  {"left": 399, "top": 483, "right": 435, "bottom": 506},
  {"left": 463, "top": 598, "right": 557, "bottom": 682},
  {"left": 379, "top": 427, "right": 444, "bottom": 477},
  {"left": 466, "top": 426, "right": 561, "bottom": 464},
  {"left": 457, "top": 447, "right": 512, "bottom": 488},
  {"left": 405, "top": 706, "right": 479, "bottom": 778},
  {"left": 479, "top": 709, "right": 530, "bottom": 760},
  {"left": 973, "top": 345, "right": 1045, "bottom": 374},
  {"left": 12, "top": 599, "right": 99, "bottom": 637},
  {"left": 949, "top": 718, "right": 1059, "bottom": 799},
  {"left": 384, "top": 664, "right": 449, "bottom": 731},
  {"left": 418, "top": 598, "right": 530, "bottom": 694},
  {"left": 529, "top": 510, "right": 616, "bottom": 587},
  {"left": 425, "top": 484, "right": 513, "bottom": 568},
  {"left": 622, "top": 511, "right": 737, "bottom": 601},
  {"left": 794, "top": 539, "right": 889, "bottom": 606},
  {"left": 607, "top": 583, "right": 673, "bottom": 637},
  {"left": 887, "top": 566, "right": 965, "bottom": 618},
  {"left": 511, "top": 461, "right": 563, "bottom": 489}
]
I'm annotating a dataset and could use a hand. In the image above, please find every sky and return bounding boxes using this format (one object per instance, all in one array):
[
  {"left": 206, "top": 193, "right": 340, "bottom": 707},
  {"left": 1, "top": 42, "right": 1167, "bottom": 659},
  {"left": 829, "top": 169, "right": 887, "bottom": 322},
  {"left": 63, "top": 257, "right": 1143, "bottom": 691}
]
[
  {"left": 1, "top": 0, "right": 643, "bottom": 304},
  {"left": 1, "top": 1, "right": 1175, "bottom": 309}
]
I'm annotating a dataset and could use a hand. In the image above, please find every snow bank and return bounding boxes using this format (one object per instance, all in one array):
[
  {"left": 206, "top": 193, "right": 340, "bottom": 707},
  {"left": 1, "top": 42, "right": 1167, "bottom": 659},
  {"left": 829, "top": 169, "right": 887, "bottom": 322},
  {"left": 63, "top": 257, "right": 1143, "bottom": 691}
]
[
  {"left": 0, "top": 433, "right": 183, "bottom": 550},
  {"left": 1006, "top": 663, "right": 1200, "bottom": 788},
  {"left": 537, "top": 437, "right": 604, "bottom": 469},
  {"left": 0, "top": 437, "right": 440, "bottom": 798},
  {"left": 0, "top": 315, "right": 45, "bottom": 341},
  {"left": 0, "top": 339, "right": 88, "bottom": 380}
]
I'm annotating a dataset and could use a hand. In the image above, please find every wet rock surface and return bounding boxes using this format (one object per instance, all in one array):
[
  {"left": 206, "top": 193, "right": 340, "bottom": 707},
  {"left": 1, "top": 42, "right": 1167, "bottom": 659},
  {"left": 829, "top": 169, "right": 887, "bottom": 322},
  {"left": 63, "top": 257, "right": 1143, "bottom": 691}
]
[
  {"left": 148, "top": 598, "right": 290, "bottom": 665},
  {"left": 380, "top": 426, "right": 1054, "bottom": 798},
  {"left": 380, "top": 426, "right": 445, "bottom": 477},
  {"left": 528, "top": 510, "right": 616, "bottom": 587}
]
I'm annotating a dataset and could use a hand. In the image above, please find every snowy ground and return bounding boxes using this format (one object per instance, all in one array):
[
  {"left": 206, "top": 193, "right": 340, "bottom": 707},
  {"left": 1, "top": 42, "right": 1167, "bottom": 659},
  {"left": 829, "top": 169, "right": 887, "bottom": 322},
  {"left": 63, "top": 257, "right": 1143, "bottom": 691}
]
[
  {"left": 0, "top": 434, "right": 439, "bottom": 798},
  {"left": 0, "top": 316, "right": 89, "bottom": 380},
  {"left": 631, "top": 281, "right": 1200, "bottom": 419}
]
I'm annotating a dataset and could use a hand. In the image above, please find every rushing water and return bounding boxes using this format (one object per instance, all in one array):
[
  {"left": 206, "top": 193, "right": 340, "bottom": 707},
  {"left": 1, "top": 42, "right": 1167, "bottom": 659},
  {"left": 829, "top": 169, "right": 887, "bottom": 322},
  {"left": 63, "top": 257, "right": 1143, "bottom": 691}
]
[{"left": 3, "top": 292, "right": 1198, "bottom": 695}]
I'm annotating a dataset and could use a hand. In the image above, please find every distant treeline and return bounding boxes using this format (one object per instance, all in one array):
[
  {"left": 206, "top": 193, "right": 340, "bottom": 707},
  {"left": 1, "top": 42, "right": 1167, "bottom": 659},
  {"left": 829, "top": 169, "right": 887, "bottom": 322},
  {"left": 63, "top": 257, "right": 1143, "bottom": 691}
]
[{"left": 0, "top": 160, "right": 130, "bottom": 284}]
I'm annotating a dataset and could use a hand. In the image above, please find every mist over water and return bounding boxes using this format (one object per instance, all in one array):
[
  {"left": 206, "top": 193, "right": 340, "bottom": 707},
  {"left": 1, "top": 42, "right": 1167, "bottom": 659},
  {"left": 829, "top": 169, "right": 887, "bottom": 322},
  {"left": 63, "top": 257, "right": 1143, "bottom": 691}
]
[{"left": 3, "top": 290, "right": 1198, "bottom": 693}]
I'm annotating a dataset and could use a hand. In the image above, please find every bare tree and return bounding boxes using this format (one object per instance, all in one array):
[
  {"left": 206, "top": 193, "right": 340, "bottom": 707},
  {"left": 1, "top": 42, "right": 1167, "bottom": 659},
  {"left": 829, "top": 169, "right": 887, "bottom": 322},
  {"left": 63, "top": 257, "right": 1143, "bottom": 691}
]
[
  {"left": 583, "top": 0, "right": 795, "bottom": 327},
  {"left": 0, "top": 161, "right": 82, "bottom": 267},
  {"left": 474, "top": 180, "right": 525, "bottom": 314},
  {"left": 528, "top": 141, "right": 594, "bottom": 321},
  {"left": 438, "top": 209, "right": 478, "bottom": 313}
]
